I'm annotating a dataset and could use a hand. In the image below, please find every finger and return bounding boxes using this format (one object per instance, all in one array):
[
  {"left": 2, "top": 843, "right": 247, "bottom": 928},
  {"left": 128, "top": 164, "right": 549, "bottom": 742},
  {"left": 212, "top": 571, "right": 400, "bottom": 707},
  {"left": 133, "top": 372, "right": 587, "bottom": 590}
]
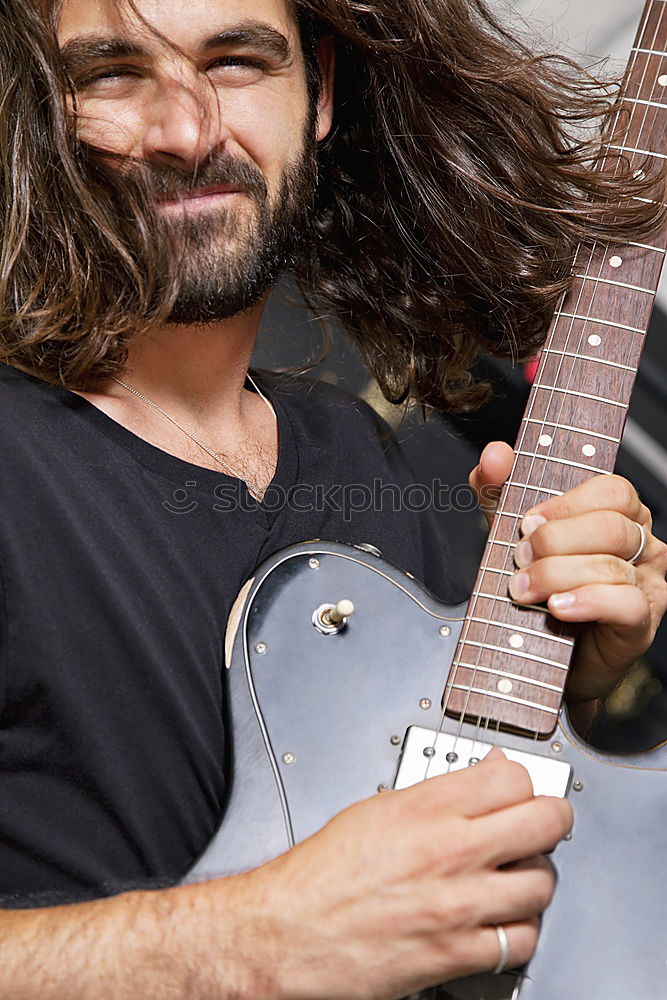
[
  {"left": 514, "top": 510, "right": 654, "bottom": 568},
  {"left": 545, "top": 583, "right": 652, "bottom": 628},
  {"left": 432, "top": 920, "right": 540, "bottom": 980},
  {"left": 520, "top": 474, "right": 649, "bottom": 528},
  {"left": 405, "top": 749, "right": 535, "bottom": 820},
  {"left": 509, "top": 554, "right": 636, "bottom": 605},
  {"left": 473, "top": 856, "right": 555, "bottom": 926},
  {"left": 478, "top": 919, "right": 540, "bottom": 974},
  {"left": 470, "top": 442, "right": 514, "bottom": 524},
  {"left": 476, "top": 796, "right": 573, "bottom": 867},
  {"left": 478, "top": 441, "right": 515, "bottom": 489}
]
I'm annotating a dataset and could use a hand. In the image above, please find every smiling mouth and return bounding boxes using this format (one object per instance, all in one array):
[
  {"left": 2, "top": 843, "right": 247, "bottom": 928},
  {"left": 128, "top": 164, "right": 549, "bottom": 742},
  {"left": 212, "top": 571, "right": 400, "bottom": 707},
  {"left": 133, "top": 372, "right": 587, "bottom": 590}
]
[{"left": 157, "top": 185, "right": 246, "bottom": 207}]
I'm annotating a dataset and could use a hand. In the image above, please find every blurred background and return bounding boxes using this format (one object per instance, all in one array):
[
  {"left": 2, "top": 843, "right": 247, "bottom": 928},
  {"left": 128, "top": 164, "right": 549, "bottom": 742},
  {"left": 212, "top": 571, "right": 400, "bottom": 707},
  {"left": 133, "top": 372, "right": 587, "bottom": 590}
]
[{"left": 254, "top": 0, "right": 667, "bottom": 752}]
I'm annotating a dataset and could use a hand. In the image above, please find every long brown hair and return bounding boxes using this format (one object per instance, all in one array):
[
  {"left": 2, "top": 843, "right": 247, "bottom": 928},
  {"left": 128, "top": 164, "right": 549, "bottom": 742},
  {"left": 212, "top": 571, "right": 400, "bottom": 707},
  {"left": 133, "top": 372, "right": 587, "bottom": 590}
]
[{"left": 0, "top": 0, "right": 662, "bottom": 409}]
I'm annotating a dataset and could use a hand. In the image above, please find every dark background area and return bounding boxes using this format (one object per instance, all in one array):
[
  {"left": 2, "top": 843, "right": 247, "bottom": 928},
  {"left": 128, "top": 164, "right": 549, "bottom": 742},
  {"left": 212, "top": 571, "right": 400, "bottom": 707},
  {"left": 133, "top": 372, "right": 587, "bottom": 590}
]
[{"left": 254, "top": 284, "right": 667, "bottom": 753}]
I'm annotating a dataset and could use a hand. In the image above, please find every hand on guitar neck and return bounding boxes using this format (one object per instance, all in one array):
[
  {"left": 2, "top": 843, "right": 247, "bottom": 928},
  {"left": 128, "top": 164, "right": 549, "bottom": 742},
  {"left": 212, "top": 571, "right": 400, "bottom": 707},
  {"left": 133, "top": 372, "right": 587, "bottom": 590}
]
[{"left": 469, "top": 440, "right": 667, "bottom": 732}]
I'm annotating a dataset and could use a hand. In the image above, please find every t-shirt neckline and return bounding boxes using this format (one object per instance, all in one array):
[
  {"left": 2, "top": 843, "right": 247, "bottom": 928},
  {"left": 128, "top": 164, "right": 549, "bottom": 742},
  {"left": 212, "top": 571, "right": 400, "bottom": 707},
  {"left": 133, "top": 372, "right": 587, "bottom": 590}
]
[{"left": 0, "top": 363, "right": 298, "bottom": 506}]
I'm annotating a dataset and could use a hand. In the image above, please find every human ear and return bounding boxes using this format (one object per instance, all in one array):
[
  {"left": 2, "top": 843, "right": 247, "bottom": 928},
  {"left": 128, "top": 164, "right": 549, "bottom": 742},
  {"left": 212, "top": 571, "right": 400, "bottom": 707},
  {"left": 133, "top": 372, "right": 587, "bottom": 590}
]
[{"left": 315, "top": 36, "right": 335, "bottom": 142}]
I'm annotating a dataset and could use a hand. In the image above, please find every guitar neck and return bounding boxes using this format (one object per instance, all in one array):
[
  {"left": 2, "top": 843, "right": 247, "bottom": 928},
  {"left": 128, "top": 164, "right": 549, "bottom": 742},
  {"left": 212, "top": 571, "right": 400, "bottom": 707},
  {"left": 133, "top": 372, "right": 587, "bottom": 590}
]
[{"left": 444, "top": 1, "right": 667, "bottom": 737}]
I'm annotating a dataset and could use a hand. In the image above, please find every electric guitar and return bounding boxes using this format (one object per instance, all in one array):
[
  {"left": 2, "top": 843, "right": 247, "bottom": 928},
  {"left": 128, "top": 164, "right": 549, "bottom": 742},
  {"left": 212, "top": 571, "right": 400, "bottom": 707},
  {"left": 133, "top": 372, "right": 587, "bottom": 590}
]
[{"left": 185, "top": 4, "right": 667, "bottom": 997}]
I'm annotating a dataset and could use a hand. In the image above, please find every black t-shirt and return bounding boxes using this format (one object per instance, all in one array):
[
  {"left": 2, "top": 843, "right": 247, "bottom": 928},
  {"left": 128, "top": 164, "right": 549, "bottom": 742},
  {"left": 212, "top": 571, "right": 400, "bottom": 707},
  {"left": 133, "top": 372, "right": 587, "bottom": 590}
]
[{"left": 0, "top": 363, "right": 466, "bottom": 907}]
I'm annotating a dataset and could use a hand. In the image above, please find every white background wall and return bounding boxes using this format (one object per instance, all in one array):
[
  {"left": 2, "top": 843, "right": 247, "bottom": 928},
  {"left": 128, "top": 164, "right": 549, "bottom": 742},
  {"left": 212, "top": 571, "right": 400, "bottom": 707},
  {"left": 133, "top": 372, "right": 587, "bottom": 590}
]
[{"left": 504, "top": 0, "right": 644, "bottom": 66}]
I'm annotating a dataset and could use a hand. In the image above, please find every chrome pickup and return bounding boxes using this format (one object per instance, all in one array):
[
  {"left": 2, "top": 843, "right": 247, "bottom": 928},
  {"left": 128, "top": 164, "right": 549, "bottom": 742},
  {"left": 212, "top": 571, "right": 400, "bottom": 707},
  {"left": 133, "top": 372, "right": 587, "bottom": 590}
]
[{"left": 394, "top": 726, "right": 572, "bottom": 798}]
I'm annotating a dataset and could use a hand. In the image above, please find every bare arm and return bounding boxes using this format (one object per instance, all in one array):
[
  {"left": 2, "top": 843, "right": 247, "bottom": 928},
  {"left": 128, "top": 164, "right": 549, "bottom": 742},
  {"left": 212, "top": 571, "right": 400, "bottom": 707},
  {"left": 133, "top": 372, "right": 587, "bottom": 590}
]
[
  {"left": 0, "top": 752, "right": 572, "bottom": 1000},
  {"left": 0, "top": 876, "right": 268, "bottom": 1000}
]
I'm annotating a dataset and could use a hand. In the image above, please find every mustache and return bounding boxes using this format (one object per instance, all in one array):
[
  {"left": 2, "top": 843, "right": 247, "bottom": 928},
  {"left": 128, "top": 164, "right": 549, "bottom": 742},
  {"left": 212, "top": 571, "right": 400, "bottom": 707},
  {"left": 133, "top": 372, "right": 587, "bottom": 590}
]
[{"left": 119, "top": 152, "right": 269, "bottom": 203}]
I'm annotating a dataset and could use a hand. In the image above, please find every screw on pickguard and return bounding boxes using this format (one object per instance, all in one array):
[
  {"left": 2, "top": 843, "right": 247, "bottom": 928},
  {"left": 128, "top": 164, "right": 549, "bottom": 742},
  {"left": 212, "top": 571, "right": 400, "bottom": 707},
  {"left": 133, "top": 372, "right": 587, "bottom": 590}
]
[{"left": 312, "top": 600, "right": 355, "bottom": 635}]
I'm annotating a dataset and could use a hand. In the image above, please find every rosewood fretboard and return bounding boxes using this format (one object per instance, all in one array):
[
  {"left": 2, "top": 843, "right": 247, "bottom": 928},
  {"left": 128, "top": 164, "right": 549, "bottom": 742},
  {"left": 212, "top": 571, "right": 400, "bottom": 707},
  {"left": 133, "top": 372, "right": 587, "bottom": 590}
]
[{"left": 444, "top": 0, "right": 667, "bottom": 737}]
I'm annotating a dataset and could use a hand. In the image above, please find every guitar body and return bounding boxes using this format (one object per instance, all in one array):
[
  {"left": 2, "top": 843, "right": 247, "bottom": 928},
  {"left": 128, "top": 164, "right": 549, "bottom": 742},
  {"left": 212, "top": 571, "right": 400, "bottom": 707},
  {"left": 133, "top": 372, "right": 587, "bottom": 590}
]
[{"left": 185, "top": 541, "right": 667, "bottom": 1000}]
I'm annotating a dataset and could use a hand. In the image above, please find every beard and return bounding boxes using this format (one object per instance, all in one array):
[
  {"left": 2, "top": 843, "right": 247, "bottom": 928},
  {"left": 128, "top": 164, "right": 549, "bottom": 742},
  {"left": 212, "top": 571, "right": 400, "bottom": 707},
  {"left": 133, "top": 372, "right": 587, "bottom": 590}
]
[{"left": 123, "top": 132, "right": 318, "bottom": 325}]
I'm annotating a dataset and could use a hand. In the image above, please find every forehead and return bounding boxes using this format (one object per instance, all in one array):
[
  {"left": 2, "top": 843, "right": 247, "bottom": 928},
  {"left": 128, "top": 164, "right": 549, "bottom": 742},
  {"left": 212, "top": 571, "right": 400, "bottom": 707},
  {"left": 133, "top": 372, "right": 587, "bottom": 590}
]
[{"left": 57, "top": 0, "right": 297, "bottom": 49}]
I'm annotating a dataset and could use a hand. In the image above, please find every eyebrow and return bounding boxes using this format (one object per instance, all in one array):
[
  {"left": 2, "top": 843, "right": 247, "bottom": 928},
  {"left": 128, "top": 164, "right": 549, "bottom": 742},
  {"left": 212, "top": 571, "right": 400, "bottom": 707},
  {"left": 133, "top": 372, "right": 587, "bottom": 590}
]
[
  {"left": 202, "top": 26, "right": 292, "bottom": 63},
  {"left": 60, "top": 21, "right": 293, "bottom": 78}
]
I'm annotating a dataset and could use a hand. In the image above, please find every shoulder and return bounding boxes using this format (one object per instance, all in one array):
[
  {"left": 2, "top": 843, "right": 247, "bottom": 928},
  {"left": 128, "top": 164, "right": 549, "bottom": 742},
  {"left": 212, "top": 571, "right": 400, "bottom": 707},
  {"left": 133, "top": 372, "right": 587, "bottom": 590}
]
[
  {"left": 258, "top": 371, "right": 396, "bottom": 453},
  {"left": 0, "top": 364, "right": 53, "bottom": 435}
]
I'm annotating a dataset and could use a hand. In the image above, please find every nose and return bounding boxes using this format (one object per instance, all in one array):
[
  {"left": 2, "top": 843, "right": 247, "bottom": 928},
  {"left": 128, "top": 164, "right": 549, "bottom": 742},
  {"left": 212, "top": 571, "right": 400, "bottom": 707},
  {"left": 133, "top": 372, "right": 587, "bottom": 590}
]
[{"left": 142, "top": 77, "right": 225, "bottom": 170}]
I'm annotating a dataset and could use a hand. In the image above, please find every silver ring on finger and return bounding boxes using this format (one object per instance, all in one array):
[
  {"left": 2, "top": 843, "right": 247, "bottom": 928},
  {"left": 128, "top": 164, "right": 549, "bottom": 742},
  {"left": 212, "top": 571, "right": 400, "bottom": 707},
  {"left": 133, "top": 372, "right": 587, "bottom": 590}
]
[
  {"left": 492, "top": 924, "right": 510, "bottom": 975},
  {"left": 628, "top": 522, "right": 647, "bottom": 565}
]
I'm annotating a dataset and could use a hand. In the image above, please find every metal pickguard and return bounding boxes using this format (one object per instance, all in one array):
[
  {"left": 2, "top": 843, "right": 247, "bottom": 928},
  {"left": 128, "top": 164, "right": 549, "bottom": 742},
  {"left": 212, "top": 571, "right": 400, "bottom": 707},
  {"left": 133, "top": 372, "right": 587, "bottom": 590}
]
[{"left": 185, "top": 541, "right": 667, "bottom": 1000}]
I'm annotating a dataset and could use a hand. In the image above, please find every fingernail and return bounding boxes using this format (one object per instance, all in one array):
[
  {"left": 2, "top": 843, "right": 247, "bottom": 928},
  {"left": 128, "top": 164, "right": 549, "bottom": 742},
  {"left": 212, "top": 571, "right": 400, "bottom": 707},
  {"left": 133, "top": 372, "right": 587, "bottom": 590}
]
[
  {"left": 521, "top": 514, "right": 547, "bottom": 537},
  {"left": 509, "top": 572, "right": 530, "bottom": 600},
  {"left": 514, "top": 539, "right": 533, "bottom": 568},
  {"left": 550, "top": 592, "right": 576, "bottom": 610}
]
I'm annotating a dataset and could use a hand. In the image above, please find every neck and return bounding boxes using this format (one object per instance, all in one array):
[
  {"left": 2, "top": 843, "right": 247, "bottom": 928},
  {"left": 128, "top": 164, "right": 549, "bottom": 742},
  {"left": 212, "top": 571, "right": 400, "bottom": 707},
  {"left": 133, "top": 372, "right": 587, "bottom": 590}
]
[
  {"left": 120, "top": 304, "right": 266, "bottom": 423},
  {"left": 56, "top": 300, "right": 279, "bottom": 495}
]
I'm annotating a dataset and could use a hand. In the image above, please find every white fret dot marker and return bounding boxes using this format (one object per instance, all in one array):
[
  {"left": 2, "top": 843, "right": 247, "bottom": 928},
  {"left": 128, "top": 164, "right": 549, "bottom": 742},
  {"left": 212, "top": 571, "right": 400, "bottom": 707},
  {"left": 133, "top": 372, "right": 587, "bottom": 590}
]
[
  {"left": 582, "top": 444, "right": 597, "bottom": 458},
  {"left": 538, "top": 434, "right": 553, "bottom": 447},
  {"left": 609, "top": 256, "right": 623, "bottom": 268},
  {"left": 509, "top": 634, "right": 525, "bottom": 649},
  {"left": 659, "top": 75, "right": 667, "bottom": 87},
  {"left": 588, "top": 334, "right": 602, "bottom": 347},
  {"left": 497, "top": 678, "right": 514, "bottom": 694}
]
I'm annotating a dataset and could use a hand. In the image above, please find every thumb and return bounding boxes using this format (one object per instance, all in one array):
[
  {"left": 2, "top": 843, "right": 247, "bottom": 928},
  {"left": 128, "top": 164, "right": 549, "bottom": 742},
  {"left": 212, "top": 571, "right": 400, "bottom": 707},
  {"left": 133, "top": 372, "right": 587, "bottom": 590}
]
[{"left": 469, "top": 441, "right": 515, "bottom": 527}]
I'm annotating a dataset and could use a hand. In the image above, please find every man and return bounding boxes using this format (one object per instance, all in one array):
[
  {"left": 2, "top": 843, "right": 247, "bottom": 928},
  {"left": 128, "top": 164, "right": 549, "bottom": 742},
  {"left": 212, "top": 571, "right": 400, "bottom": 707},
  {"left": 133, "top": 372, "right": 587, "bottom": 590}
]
[{"left": 0, "top": 0, "right": 665, "bottom": 996}]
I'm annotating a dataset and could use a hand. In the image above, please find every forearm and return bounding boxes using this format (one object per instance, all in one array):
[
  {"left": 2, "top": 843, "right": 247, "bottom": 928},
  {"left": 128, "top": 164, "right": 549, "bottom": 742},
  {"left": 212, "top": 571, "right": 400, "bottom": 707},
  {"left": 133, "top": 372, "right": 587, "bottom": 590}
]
[{"left": 0, "top": 875, "right": 275, "bottom": 1000}]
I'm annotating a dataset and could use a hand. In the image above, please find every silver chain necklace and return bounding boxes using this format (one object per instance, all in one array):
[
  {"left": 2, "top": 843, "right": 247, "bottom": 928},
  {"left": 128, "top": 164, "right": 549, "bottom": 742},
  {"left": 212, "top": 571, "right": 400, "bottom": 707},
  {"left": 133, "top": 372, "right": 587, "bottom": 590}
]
[{"left": 110, "top": 373, "right": 276, "bottom": 502}]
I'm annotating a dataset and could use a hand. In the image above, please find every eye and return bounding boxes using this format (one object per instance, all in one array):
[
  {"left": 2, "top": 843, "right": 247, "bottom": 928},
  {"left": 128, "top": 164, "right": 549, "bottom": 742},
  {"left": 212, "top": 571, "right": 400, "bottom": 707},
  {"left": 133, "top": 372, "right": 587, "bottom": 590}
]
[
  {"left": 205, "top": 55, "right": 267, "bottom": 86},
  {"left": 76, "top": 66, "right": 142, "bottom": 93}
]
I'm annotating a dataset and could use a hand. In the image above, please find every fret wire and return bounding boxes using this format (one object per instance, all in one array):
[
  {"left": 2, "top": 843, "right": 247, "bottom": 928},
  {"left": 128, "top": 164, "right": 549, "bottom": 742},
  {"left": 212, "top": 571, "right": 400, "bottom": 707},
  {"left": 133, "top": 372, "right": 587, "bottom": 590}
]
[
  {"left": 542, "top": 348, "right": 637, "bottom": 372},
  {"left": 487, "top": 539, "right": 517, "bottom": 548},
  {"left": 467, "top": 616, "right": 574, "bottom": 646},
  {"left": 621, "top": 95, "right": 667, "bottom": 111},
  {"left": 632, "top": 46, "right": 667, "bottom": 56},
  {"left": 557, "top": 312, "right": 646, "bottom": 334},
  {"left": 609, "top": 144, "right": 667, "bottom": 160},
  {"left": 445, "top": 683, "right": 559, "bottom": 715},
  {"left": 627, "top": 240, "right": 666, "bottom": 252},
  {"left": 573, "top": 272, "right": 655, "bottom": 294},
  {"left": 601, "top": 19, "right": 655, "bottom": 186},
  {"left": 531, "top": 384, "right": 629, "bottom": 408},
  {"left": 524, "top": 418, "right": 620, "bottom": 443},
  {"left": 632, "top": 195, "right": 667, "bottom": 205},
  {"left": 451, "top": 662, "right": 563, "bottom": 692},
  {"left": 515, "top": 449, "right": 609, "bottom": 475},
  {"left": 625, "top": 8, "right": 666, "bottom": 187},
  {"left": 506, "top": 481, "right": 562, "bottom": 496},
  {"left": 471, "top": 590, "right": 547, "bottom": 613},
  {"left": 460, "top": 640, "right": 570, "bottom": 671},
  {"left": 480, "top": 567, "right": 513, "bottom": 577}
]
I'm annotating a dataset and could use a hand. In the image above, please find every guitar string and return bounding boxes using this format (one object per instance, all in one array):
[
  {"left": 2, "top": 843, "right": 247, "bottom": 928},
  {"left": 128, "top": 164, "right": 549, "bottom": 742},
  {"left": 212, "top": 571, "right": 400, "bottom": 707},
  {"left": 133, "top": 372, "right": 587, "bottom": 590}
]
[
  {"left": 423, "top": 1, "right": 661, "bottom": 779},
  {"left": 511, "top": 0, "right": 667, "bottom": 730},
  {"left": 437, "top": 200, "right": 615, "bottom": 756},
  {"left": 441, "top": 231, "right": 602, "bottom": 755},
  {"left": 468, "top": 0, "right": 667, "bottom": 748},
  {"left": 459, "top": 1, "right": 667, "bottom": 761},
  {"left": 465, "top": 246, "right": 594, "bottom": 761},
  {"left": 468, "top": 1, "right": 667, "bottom": 754},
  {"left": 428, "top": 254, "right": 588, "bottom": 769},
  {"left": 422, "top": 4, "right": 660, "bottom": 782},
  {"left": 419, "top": 18, "right": 665, "bottom": 998}
]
